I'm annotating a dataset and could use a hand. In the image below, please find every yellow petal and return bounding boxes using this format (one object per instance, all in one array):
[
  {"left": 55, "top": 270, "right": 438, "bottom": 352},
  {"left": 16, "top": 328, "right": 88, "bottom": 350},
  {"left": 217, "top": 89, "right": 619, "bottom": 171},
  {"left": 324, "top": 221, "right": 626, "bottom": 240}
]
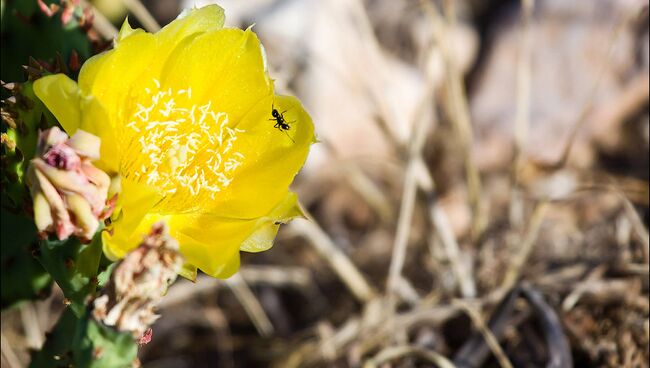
[
  {"left": 33, "top": 74, "right": 120, "bottom": 172},
  {"left": 78, "top": 31, "right": 157, "bottom": 127},
  {"left": 155, "top": 191, "right": 301, "bottom": 277},
  {"left": 239, "top": 191, "right": 304, "bottom": 253},
  {"left": 205, "top": 94, "right": 314, "bottom": 218},
  {"left": 76, "top": 48, "right": 110, "bottom": 96},
  {"left": 214, "top": 252, "right": 240, "bottom": 279},
  {"left": 33, "top": 74, "right": 81, "bottom": 134},
  {"left": 155, "top": 5, "right": 225, "bottom": 47},
  {"left": 178, "top": 263, "right": 198, "bottom": 281},
  {"left": 165, "top": 213, "right": 256, "bottom": 278},
  {"left": 79, "top": 5, "right": 225, "bottom": 131},
  {"left": 110, "top": 193, "right": 302, "bottom": 277},
  {"left": 103, "top": 177, "right": 162, "bottom": 259},
  {"left": 79, "top": 20, "right": 149, "bottom": 100},
  {"left": 78, "top": 96, "right": 120, "bottom": 172},
  {"left": 115, "top": 17, "right": 145, "bottom": 43},
  {"left": 160, "top": 27, "right": 272, "bottom": 125}
]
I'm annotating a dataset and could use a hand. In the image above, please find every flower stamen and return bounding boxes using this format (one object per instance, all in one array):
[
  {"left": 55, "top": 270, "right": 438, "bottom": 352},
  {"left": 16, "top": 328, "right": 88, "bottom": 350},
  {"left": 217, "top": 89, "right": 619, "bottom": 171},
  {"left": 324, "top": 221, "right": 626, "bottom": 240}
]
[{"left": 121, "top": 79, "right": 246, "bottom": 211}]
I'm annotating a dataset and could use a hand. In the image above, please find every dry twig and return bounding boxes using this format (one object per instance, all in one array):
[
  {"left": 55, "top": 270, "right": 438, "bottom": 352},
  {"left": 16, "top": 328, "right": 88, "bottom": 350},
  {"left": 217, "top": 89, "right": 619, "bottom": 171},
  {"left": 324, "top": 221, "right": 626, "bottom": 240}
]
[
  {"left": 81, "top": 0, "right": 118, "bottom": 39},
  {"left": 289, "top": 215, "right": 376, "bottom": 303},
  {"left": 225, "top": 273, "right": 274, "bottom": 337},
  {"left": 122, "top": 0, "right": 161, "bottom": 32},
  {"left": 428, "top": 195, "right": 477, "bottom": 297},
  {"left": 424, "top": 0, "right": 486, "bottom": 237},
  {"left": 363, "top": 345, "right": 456, "bottom": 368},
  {"left": 452, "top": 300, "right": 514, "bottom": 368},
  {"left": 509, "top": 0, "right": 535, "bottom": 229},
  {"left": 503, "top": 201, "right": 550, "bottom": 289},
  {"left": 0, "top": 332, "right": 22, "bottom": 368},
  {"left": 552, "top": 11, "right": 635, "bottom": 168},
  {"left": 20, "top": 303, "right": 43, "bottom": 349}
]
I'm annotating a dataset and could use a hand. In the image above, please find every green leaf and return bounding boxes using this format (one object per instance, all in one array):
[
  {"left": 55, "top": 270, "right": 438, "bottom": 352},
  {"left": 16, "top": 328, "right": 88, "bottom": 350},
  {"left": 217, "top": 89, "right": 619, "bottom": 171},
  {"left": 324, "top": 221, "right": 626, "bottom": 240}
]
[
  {"left": 35, "top": 231, "right": 106, "bottom": 317},
  {"left": 29, "top": 308, "right": 138, "bottom": 368},
  {"left": 0, "top": 208, "right": 52, "bottom": 309}
]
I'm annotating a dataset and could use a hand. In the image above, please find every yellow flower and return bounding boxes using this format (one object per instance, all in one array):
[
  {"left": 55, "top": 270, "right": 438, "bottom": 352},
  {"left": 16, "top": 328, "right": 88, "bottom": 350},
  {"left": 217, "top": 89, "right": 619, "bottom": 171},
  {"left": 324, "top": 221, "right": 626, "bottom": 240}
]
[{"left": 33, "top": 5, "right": 314, "bottom": 279}]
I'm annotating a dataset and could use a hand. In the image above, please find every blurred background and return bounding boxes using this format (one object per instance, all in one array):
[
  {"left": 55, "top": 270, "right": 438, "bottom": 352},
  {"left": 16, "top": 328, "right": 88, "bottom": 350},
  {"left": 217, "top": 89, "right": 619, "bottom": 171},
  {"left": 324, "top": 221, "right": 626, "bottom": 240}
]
[{"left": 1, "top": 0, "right": 649, "bottom": 367}]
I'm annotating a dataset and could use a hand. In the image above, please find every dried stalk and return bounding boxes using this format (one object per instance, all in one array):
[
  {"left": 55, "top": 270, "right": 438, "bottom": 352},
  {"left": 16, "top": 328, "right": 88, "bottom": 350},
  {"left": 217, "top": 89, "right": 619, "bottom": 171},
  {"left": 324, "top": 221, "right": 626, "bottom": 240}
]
[
  {"left": 509, "top": 0, "right": 535, "bottom": 229},
  {"left": 226, "top": 273, "right": 274, "bottom": 337},
  {"left": 432, "top": 0, "right": 486, "bottom": 237},
  {"left": 503, "top": 200, "right": 550, "bottom": 289},
  {"left": 20, "top": 303, "right": 43, "bottom": 349},
  {"left": 364, "top": 345, "right": 456, "bottom": 368},
  {"left": 553, "top": 11, "right": 634, "bottom": 168},
  {"left": 290, "top": 215, "right": 376, "bottom": 303},
  {"left": 386, "top": 77, "right": 436, "bottom": 300},
  {"left": 0, "top": 332, "right": 22, "bottom": 368},
  {"left": 122, "top": 0, "right": 161, "bottom": 32},
  {"left": 428, "top": 196, "right": 477, "bottom": 298},
  {"left": 452, "top": 300, "right": 514, "bottom": 368},
  {"left": 81, "top": 0, "right": 118, "bottom": 39}
]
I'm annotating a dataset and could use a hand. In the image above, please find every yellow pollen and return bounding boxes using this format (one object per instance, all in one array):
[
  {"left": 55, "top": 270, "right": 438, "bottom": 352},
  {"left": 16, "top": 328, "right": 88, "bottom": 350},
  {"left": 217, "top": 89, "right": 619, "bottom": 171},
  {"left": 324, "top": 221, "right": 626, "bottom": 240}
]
[{"left": 120, "top": 79, "right": 246, "bottom": 212}]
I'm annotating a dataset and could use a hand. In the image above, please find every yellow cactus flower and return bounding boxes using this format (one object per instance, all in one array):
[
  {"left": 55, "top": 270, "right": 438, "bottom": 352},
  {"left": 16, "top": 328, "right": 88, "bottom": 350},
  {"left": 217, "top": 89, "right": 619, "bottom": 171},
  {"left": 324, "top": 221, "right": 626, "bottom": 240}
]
[{"left": 33, "top": 5, "right": 314, "bottom": 278}]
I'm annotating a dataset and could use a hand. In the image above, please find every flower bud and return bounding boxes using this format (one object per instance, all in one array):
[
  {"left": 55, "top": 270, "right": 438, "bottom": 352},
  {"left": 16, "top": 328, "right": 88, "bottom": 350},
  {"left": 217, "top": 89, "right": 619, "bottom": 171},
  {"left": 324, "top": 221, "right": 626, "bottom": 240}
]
[
  {"left": 92, "top": 222, "right": 183, "bottom": 340},
  {"left": 26, "top": 126, "right": 112, "bottom": 242}
]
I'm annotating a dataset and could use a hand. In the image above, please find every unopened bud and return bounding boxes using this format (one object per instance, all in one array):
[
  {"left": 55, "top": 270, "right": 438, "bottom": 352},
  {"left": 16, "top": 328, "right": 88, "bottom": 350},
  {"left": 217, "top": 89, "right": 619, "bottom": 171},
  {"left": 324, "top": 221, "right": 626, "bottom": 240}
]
[
  {"left": 92, "top": 222, "right": 183, "bottom": 340},
  {"left": 26, "top": 127, "right": 112, "bottom": 242}
]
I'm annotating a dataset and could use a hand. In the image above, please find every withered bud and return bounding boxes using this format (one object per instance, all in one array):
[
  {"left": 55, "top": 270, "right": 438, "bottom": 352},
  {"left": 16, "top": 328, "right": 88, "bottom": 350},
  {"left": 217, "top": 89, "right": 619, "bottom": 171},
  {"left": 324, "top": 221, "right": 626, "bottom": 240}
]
[
  {"left": 92, "top": 222, "right": 183, "bottom": 340},
  {"left": 26, "top": 126, "right": 112, "bottom": 242}
]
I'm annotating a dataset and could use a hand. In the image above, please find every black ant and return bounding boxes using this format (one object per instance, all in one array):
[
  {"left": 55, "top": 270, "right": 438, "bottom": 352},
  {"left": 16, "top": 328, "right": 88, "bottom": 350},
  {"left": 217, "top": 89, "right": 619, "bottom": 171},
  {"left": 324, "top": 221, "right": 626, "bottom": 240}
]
[{"left": 269, "top": 105, "right": 295, "bottom": 143}]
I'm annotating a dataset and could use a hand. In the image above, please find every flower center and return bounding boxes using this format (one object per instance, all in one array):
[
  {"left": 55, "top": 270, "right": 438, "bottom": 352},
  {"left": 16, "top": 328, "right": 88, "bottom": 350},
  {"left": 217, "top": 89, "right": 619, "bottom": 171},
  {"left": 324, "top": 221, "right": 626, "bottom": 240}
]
[{"left": 120, "top": 79, "right": 246, "bottom": 213}]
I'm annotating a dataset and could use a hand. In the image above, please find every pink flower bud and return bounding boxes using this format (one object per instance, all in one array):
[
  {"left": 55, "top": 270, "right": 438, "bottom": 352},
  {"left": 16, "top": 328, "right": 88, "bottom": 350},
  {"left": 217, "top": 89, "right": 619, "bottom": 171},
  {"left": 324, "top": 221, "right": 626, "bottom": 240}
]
[
  {"left": 92, "top": 222, "right": 183, "bottom": 339},
  {"left": 42, "top": 143, "right": 80, "bottom": 171},
  {"left": 27, "top": 127, "right": 112, "bottom": 242}
]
